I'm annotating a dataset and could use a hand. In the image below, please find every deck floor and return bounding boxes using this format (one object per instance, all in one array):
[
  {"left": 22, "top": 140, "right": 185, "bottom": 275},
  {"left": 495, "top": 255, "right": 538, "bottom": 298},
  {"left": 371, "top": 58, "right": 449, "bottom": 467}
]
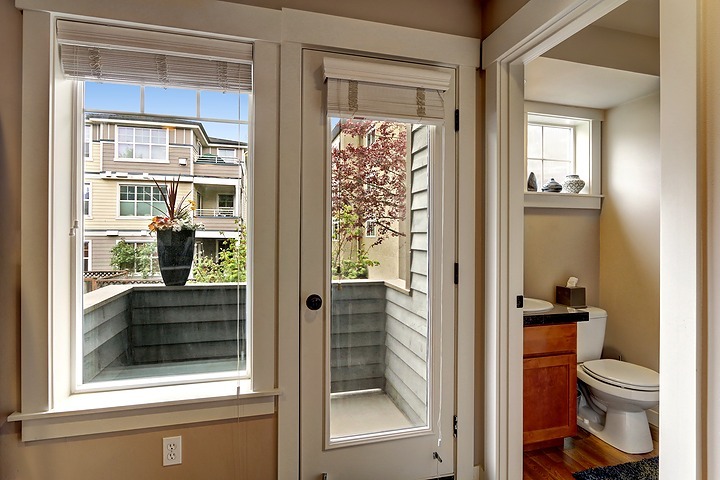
[{"left": 330, "top": 390, "right": 417, "bottom": 438}]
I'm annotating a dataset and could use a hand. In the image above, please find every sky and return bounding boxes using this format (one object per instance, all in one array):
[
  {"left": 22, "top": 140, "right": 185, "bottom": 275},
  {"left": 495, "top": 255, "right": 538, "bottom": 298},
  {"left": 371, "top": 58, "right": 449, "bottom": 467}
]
[{"left": 85, "top": 82, "right": 249, "bottom": 143}]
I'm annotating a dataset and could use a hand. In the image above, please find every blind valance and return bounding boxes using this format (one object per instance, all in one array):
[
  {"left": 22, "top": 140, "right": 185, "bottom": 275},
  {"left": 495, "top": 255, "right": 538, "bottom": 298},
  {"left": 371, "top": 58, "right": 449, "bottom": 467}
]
[
  {"left": 323, "top": 57, "right": 451, "bottom": 123},
  {"left": 57, "top": 20, "right": 253, "bottom": 92}
]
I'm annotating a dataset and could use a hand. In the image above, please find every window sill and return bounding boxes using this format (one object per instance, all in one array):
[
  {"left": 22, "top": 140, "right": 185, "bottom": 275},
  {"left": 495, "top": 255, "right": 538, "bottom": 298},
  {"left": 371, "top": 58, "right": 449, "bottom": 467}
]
[
  {"left": 8, "top": 380, "right": 279, "bottom": 442},
  {"left": 524, "top": 192, "right": 603, "bottom": 210}
]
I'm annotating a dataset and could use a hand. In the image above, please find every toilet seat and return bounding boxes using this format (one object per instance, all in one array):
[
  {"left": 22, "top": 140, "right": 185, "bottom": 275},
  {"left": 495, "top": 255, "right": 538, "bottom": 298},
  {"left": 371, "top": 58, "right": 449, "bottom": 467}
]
[{"left": 581, "top": 359, "right": 659, "bottom": 392}]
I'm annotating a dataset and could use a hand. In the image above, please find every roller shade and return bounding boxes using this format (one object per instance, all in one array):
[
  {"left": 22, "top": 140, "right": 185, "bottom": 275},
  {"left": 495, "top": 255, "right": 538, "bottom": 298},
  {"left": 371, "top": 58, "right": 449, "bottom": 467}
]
[
  {"left": 57, "top": 20, "right": 253, "bottom": 92},
  {"left": 324, "top": 57, "right": 452, "bottom": 123}
]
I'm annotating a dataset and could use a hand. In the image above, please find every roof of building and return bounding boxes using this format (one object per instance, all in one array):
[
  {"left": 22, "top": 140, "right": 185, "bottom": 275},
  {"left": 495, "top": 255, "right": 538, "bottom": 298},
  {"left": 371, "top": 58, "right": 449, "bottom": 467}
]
[{"left": 85, "top": 113, "right": 247, "bottom": 147}]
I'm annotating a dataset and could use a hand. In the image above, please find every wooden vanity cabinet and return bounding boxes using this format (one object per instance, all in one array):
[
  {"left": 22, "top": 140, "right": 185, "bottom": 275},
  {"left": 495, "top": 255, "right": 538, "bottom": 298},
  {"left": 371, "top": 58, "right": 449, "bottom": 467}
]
[{"left": 523, "top": 322, "right": 578, "bottom": 450}]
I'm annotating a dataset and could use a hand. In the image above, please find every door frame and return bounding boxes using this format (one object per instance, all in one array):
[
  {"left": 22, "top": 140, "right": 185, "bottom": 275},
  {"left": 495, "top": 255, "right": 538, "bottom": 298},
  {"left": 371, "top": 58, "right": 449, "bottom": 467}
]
[
  {"left": 482, "top": 0, "right": 702, "bottom": 478},
  {"left": 277, "top": 10, "right": 480, "bottom": 479}
]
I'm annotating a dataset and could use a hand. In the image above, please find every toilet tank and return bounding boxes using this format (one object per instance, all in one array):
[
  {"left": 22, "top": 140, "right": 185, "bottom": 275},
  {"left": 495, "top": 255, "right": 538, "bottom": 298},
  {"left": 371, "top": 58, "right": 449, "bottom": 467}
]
[{"left": 576, "top": 306, "right": 607, "bottom": 363}]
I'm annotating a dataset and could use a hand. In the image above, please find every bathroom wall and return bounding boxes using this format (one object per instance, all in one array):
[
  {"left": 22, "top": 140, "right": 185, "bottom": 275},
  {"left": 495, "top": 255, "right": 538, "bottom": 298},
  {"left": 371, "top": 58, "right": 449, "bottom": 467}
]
[
  {"left": 524, "top": 208, "right": 601, "bottom": 306},
  {"left": 599, "top": 92, "right": 660, "bottom": 371}
]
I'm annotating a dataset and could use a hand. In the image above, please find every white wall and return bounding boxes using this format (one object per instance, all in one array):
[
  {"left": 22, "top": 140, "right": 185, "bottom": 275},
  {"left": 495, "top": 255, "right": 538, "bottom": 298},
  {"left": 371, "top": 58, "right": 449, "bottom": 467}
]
[{"left": 600, "top": 92, "right": 661, "bottom": 371}]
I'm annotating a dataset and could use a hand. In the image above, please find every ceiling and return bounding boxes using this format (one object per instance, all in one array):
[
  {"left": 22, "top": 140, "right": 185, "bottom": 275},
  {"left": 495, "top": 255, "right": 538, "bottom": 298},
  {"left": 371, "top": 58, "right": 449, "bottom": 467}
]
[{"left": 525, "top": 0, "right": 659, "bottom": 110}]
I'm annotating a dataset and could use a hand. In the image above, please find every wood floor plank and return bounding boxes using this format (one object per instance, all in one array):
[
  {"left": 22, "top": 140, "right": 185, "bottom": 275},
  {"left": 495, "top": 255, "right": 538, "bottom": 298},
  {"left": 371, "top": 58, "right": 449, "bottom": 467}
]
[{"left": 523, "top": 428, "right": 660, "bottom": 480}]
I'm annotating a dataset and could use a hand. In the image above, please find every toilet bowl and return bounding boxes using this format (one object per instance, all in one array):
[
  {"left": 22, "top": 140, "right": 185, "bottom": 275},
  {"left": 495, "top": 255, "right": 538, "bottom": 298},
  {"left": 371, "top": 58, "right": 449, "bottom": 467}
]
[{"left": 576, "top": 307, "right": 659, "bottom": 454}]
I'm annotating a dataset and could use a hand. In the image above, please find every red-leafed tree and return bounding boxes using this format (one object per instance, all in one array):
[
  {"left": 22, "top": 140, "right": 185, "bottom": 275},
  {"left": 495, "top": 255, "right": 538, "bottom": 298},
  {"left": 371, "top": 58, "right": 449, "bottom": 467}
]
[{"left": 331, "top": 120, "right": 408, "bottom": 279}]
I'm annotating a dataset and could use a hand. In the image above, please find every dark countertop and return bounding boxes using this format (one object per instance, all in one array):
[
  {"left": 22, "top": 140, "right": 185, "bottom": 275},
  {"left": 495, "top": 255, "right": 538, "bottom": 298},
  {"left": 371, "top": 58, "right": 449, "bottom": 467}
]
[{"left": 523, "top": 304, "right": 589, "bottom": 326}]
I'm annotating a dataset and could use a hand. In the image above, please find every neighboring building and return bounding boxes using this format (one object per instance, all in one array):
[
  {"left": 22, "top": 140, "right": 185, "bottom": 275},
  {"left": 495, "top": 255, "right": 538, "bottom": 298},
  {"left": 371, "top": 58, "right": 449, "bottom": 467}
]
[{"left": 83, "top": 113, "right": 247, "bottom": 276}]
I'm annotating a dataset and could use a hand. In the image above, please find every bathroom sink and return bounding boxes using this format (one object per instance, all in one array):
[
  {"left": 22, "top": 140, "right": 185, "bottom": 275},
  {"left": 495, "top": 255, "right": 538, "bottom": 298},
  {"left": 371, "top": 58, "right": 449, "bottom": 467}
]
[{"left": 523, "top": 298, "right": 554, "bottom": 313}]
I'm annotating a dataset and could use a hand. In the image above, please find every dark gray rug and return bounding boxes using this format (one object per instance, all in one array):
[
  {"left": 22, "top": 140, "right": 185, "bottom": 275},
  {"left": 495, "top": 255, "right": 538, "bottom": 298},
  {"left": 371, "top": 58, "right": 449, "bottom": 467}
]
[{"left": 573, "top": 457, "right": 658, "bottom": 480}]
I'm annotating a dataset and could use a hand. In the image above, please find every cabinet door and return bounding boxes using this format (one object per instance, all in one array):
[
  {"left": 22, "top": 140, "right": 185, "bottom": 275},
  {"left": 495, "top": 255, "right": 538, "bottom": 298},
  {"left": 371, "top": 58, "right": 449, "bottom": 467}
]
[{"left": 523, "top": 353, "right": 577, "bottom": 445}]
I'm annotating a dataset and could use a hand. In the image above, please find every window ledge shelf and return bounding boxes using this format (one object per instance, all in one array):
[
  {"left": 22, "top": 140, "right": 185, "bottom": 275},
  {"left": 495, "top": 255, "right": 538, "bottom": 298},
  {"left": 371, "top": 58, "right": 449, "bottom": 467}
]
[
  {"left": 8, "top": 381, "right": 279, "bottom": 442},
  {"left": 524, "top": 192, "right": 603, "bottom": 210}
]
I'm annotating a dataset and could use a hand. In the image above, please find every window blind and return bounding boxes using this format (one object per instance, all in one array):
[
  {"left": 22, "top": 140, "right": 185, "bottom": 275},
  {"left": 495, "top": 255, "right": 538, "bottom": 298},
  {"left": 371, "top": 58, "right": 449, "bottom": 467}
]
[
  {"left": 323, "top": 57, "right": 452, "bottom": 123},
  {"left": 56, "top": 20, "right": 252, "bottom": 92}
]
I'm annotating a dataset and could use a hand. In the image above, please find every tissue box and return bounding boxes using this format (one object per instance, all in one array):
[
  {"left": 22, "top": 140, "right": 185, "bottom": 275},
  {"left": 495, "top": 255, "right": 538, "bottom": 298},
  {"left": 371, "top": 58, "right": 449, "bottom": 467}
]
[{"left": 555, "top": 286, "right": 586, "bottom": 308}]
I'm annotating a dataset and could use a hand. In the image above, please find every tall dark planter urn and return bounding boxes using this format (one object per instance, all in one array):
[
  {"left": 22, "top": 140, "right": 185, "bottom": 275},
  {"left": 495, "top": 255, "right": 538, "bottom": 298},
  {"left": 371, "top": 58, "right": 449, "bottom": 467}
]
[{"left": 156, "top": 229, "right": 195, "bottom": 286}]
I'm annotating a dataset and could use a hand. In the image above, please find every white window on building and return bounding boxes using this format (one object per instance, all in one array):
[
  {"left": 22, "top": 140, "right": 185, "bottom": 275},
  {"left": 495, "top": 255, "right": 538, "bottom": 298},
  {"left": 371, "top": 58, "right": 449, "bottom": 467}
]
[
  {"left": 218, "top": 193, "right": 235, "bottom": 216},
  {"left": 217, "top": 148, "right": 237, "bottom": 163},
  {"left": 119, "top": 184, "right": 167, "bottom": 217},
  {"left": 84, "top": 124, "right": 91, "bottom": 159},
  {"left": 83, "top": 182, "right": 91, "bottom": 216},
  {"left": 365, "top": 219, "right": 377, "bottom": 238},
  {"left": 83, "top": 240, "right": 91, "bottom": 272},
  {"left": 116, "top": 126, "right": 168, "bottom": 162}
]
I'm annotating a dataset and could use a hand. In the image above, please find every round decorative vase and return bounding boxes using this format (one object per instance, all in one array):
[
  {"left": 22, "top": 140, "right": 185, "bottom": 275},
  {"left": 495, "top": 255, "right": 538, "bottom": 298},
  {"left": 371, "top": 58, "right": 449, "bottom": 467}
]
[
  {"left": 541, "top": 177, "right": 563, "bottom": 192},
  {"left": 156, "top": 229, "right": 195, "bottom": 286},
  {"left": 562, "top": 174, "right": 586, "bottom": 194}
]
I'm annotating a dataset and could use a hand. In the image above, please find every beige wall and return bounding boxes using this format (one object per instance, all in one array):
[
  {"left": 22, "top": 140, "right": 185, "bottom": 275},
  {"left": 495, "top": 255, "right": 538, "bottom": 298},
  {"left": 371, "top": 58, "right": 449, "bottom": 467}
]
[
  {"left": 0, "top": 0, "right": 483, "bottom": 478},
  {"left": 524, "top": 209, "right": 601, "bottom": 305},
  {"left": 600, "top": 92, "right": 660, "bottom": 370}
]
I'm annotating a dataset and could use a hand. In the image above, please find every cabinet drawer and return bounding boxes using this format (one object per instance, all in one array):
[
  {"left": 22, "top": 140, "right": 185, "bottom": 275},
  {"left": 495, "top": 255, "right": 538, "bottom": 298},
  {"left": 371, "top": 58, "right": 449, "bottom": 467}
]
[{"left": 523, "top": 323, "right": 577, "bottom": 357}]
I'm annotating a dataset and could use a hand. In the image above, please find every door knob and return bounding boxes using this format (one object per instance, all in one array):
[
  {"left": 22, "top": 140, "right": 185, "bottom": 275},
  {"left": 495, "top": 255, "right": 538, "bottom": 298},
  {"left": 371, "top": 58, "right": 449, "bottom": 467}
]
[{"left": 306, "top": 294, "right": 323, "bottom": 311}]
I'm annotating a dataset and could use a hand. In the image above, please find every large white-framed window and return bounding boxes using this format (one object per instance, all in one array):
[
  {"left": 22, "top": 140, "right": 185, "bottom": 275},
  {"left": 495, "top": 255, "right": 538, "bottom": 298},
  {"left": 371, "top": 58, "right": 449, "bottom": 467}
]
[
  {"left": 14, "top": 5, "right": 280, "bottom": 442},
  {"left": 217, "top": 147, "right": 237, "bottom": 163},
  {"left": 116, "top": 126, "right": 168, "bottom": 162},
  {"left": 118, "top": 184, "right": 167, "bottom": 217}
]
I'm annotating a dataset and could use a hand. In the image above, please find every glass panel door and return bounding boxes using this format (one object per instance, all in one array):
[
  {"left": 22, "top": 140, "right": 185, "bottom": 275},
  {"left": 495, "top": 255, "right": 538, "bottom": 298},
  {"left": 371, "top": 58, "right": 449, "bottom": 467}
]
[{"left": 300, "top": 49, "right": 456, "bottom": 479}]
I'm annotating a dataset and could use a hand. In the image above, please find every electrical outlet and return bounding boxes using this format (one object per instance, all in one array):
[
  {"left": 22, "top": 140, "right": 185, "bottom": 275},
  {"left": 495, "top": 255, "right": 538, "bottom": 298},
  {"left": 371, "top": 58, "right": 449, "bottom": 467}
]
[{"left": 162, "top": 436, "right": 182, "bottom": 466}]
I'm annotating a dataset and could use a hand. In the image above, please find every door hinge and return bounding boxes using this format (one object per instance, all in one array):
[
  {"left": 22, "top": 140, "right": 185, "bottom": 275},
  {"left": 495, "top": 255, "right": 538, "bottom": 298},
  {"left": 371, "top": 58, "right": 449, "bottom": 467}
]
[
  {"left": 453, "top": 415, "right": 458, "bottom": 438},
  {"left": 454, "top": 262, "right": 459, "bottom": 285},
  {"left": 454, "top": 109, "right": 460, "bottom": 132}
]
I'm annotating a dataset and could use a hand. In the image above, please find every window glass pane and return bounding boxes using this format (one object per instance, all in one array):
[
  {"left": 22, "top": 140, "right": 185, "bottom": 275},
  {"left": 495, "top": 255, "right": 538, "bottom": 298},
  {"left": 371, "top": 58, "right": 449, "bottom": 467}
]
[
  {"left": 200, "top": 90, "right": 240, "bottom": 120},
  {"left": 328, "top": 119, "right": 428, "bottom": 442},
  {"left": 151, "top": 145, "right": 167, "bottom": 160},
  {"left": 543, "top": 160, "right": 572, "bottom": 185},
  {"left": 527, "top": 159, "right": 543, "bottom": 186},
  {"left": 81, "top": 80, "right": 249, "bottom": 389},
  {"left": 202, "top": 121, "right": 248, "bottom": 144},
  {"left": 120, "top": 202, "right": 135, "bottom": 216},
  {"left": 527, "top": 125, "right": 542, "bottom": 158},
  {"left": 543, "top": 126, "right": 572, "bottom": 160},
  {"left": 85, "top": 82, "right": 141, "bottom": 112},
  {"left": 145, "top": 87, "right": 197, "bottom": 117}
]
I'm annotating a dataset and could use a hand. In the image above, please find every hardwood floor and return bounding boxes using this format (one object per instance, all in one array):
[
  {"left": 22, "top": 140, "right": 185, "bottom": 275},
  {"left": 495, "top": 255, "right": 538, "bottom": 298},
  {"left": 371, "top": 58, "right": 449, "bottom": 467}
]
[{"left": 523, "top": 428, "right": 659, "bottom": 479}]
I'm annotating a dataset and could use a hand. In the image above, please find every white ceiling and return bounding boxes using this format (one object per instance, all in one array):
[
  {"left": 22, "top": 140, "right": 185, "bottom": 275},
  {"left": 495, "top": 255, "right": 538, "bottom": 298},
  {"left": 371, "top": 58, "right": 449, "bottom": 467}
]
[
  {"left": 525, "top": 0, "right": 659, "bottom": 110},
  {"left": 593, "top": 0, "right": 659, "bottom": 38},
  {"left": 525, "top": 57, "right": 660, "bottom": 110}
]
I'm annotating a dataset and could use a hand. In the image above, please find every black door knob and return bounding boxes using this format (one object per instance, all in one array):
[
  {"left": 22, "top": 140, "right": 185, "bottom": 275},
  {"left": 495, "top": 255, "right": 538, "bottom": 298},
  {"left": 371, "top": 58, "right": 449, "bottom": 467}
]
[{"left": 306, "top": 294, "right": 323, "bottom": 311}]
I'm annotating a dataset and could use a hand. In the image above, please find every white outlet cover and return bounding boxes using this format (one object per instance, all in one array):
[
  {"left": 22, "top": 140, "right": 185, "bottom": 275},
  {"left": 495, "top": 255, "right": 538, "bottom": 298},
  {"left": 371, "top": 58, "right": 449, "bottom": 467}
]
[{"left": 163, "top": 436, "right": 182, "bottom": 466}]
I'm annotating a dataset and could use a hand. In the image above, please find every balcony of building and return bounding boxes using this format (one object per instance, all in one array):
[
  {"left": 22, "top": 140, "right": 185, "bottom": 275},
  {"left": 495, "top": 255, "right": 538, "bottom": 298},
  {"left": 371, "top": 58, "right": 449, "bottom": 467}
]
[{"left": 83, "top": 280, "right": 428, "bottom": 437}]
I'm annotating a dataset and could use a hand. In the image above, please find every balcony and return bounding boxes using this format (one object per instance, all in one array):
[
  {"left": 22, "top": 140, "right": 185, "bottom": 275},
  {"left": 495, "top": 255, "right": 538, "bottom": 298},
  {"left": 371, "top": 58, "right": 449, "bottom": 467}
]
[
  {"left": 84, "top": 280, "right": 427, "bottom": 436},
  {"left": 194, "top": 154, "right": 241, "bottom": 178},
  {"left": 194, "top": 208, "right": 239, "bottom": 231}
]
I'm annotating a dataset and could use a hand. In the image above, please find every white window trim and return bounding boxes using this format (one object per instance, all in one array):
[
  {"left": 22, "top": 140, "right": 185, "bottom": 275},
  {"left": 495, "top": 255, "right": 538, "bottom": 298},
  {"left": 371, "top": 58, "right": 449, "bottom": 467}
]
[
  {"left": 13, "top": 2, "right": 280, "bottom": 442},
  {"left": 524, "top": 101, "right": 604, "bottom": 209},
  {"left": 114, "top": 125, "right": 170, "bottom": 163}
]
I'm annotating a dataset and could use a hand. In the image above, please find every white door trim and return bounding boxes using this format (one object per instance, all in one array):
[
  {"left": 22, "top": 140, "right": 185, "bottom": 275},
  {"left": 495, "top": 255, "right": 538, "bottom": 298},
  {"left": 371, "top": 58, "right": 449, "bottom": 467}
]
[{"left": 481, "top": 1, "right": 652, "bottom": 479}]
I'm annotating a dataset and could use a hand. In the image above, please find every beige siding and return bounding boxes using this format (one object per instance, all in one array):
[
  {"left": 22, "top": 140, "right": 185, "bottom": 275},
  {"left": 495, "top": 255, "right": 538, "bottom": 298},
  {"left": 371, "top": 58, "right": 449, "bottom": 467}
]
[{"left": 194, "top": 163, "right": 241, "bottom": 178}]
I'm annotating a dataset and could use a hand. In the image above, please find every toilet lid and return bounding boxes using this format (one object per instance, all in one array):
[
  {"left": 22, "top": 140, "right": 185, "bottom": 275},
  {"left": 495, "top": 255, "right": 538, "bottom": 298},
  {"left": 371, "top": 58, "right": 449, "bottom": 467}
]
[{"left": 582, "top": 359, "right": 659, "bottom": 391}]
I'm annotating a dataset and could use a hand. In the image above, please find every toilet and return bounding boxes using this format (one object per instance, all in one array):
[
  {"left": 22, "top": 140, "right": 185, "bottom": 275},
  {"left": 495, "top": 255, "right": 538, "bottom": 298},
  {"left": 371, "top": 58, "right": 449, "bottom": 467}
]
[{"left": 576, "top": 307, "right": 659, "bottom": 454}]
